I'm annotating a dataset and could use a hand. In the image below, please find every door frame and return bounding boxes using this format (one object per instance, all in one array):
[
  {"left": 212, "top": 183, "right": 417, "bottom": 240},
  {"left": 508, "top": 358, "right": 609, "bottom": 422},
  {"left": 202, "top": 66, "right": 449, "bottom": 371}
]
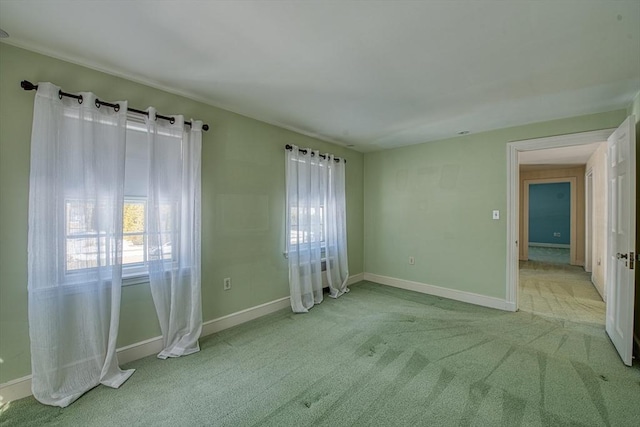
[
  {"left": 522, "top": 177, "right": 577, "bottom": 265},
  {"left": 505, "top": 129, "right": 614, "bottom": 310},
  {"left": 585, "top": 169, "right": 594, "bottom": 273}
]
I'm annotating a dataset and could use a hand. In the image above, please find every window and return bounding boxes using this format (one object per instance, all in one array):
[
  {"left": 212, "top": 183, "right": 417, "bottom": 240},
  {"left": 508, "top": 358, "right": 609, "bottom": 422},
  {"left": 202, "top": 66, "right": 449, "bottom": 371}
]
[
  {"left": 289, "top": 206, "right": 325, "bottom": 247},
  {"left": 285, "top": 152, "right": 329, "bottom": 257},
  {"left": 65, "top": 199, "right": 109, "bottom": 271},
  {"left": 63, "top": 120, "right": 174, "bottom": 281},
  {"left": 122, "top": 199, "right": 146, "bottom": 265}
]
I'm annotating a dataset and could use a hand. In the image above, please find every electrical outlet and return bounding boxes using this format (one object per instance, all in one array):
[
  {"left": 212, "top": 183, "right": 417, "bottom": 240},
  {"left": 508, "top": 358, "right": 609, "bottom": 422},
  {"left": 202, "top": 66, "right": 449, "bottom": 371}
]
[
  {"left": 223, "top": 277, "right": 231, "bottom": 291},
  {"left": 409, "top": 256, "right": 415, "bottom": 265},
  {"left": 553, "top": 232, "right": 561, "bottom": 237},
  {"left": 492, "top": 210, "right": 500, "bottom": 220}
]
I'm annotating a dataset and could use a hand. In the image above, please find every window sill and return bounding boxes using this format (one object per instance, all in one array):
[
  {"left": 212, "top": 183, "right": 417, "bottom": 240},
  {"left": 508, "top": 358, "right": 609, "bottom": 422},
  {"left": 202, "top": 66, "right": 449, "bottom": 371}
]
[
  {"left": 122, "top": 274, "right": 149, "bottom": 287},
  {"left": 283, "top": 252, "right": 327, "bottom": 261}
]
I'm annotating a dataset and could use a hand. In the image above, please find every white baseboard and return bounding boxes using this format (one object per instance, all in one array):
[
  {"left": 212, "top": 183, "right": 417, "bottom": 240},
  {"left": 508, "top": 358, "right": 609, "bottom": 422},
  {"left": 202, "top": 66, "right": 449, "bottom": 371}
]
[
  {"left": 0, "top": 374, "right": 32, "bottom": 407},
  {"left": 590, "top": 276, "right": 606, "bottom": 302},
  {"left": 117, "top": 336, "right": 165, "bottom": 365},
  {"left": 347, "top": 273, "right": 364, "bottom": 285},
  {"left": 201, "top": 296, "right": 291, "bottom": 337},
  {"left": 528, "top": 242, "right": 570, "bottom": 249},
  {"left": 0, "top": 294, "right": 293, "bottom": 404},
  {"left": 363, "top": 273, "right": 514, "bottom": 312},
  {"left": 0, "top": 271, "right": 377, "bottom": 404},
  {"left": 0, "top": 272, "right": 370, "bottom": 404}
]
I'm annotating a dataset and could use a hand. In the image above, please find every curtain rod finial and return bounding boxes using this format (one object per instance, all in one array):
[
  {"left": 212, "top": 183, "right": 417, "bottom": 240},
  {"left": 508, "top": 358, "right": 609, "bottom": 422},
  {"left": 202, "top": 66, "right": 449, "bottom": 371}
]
[{"left": 21, "top": 80, "right": 37, "bottom": 91}]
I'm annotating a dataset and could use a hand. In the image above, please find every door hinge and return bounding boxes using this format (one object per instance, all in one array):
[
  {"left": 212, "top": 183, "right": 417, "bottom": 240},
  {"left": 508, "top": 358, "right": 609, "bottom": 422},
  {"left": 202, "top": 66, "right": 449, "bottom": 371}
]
[{"left": 630, "top": 252, "right": 635, "bottom": 270}]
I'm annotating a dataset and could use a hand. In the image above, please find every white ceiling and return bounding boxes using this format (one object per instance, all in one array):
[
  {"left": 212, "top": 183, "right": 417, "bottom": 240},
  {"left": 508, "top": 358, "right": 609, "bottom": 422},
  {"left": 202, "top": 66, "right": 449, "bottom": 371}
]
[
  {"left": 519, "top": 141, "right": 605, "bottom": 165},
  {"left": 1, "top": 1, "right": 638, "bottom": 152}
]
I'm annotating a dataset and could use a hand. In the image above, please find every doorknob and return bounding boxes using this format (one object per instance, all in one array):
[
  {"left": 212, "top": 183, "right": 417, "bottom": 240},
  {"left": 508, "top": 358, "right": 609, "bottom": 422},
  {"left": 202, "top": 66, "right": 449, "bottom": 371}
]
[{"left": 617, "top": 253, "right": 628, "bottom": 259}]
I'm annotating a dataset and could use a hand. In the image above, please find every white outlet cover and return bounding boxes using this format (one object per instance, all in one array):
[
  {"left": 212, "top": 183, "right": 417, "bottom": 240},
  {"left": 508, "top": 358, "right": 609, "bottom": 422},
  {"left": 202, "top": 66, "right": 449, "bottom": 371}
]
[{"left": 492, "top": 210, "right": 500, "bottom": 220}]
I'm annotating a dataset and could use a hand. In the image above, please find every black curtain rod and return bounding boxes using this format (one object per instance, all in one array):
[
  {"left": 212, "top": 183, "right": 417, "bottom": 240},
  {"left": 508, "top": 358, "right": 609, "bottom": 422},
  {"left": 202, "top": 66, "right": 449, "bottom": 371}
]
[
  {"left": 285, "top": 144, "right": 345, "bottom": 163},
  {"left": 21, "top": 80, "right": 209, "bottom": 131}
]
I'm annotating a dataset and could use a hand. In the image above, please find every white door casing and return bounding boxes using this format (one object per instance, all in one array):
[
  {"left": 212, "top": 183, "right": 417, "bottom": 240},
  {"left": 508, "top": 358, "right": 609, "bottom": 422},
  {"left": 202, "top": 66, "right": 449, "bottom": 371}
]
[
  {"left": 506, "top": 129, "right": 614, "bottom": 311},
  {"left": 585, "top": 170, "right": 593, "bottom": 273},
  {"left": 606, "top": 115, "right": 636, "bottom": 366}
]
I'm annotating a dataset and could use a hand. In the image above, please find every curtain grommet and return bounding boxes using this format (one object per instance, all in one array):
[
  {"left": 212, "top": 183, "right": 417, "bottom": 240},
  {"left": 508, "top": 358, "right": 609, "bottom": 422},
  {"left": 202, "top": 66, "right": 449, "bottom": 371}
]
[
  {"left": 95, "top": 99, "right": 101, "bottom": 108},
  {"left": 114, "top": 104, "right": 120, "bottom": 112},
  {"left": 77, "top": 95, "right": 83, "bottom": 105},
  {"left": 170, "top": 117, "right": 175, "bottom": 125},
  {"left": 58, "top": 90, "right": 63, "bottom": 100}
]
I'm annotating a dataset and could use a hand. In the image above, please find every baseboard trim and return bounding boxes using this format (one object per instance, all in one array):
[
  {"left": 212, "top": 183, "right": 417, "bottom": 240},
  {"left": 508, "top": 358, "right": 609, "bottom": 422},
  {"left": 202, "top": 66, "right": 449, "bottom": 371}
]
[
  {"left": 201, "top": 296, "right": 291, "bottom": 337},
  {"left": 590, "top": 276, "right": 606, "bottom": 302},
  {"left": 528, "top": 242, "right": 570, "bottom": 249},
  {"left": 363, "top": 273, "right": 515, "bottom": 312},
  {"left": 0, "top": 294, "right": 293, "bottom": 404},
  {"left": 347, "top": 273, "right": 364, "bottom": 285},
  {"left": 0, "top": 374, "right": 32, "bottom": 407},
  {"left": 0, "top": 271, "right": 366, "bottom": 403}
]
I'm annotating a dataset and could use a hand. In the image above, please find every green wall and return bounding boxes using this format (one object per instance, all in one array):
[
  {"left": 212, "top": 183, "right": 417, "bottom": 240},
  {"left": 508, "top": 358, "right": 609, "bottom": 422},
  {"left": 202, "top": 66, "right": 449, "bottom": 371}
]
[
  {"left": 0, "top": 44, "right": 364, "bottom": 384},
  {"left": 364, "top": 109, "right": 627, "bottom": 299},
  {"left": 1, "top": 41, "right": 636, "bottom": 387}
]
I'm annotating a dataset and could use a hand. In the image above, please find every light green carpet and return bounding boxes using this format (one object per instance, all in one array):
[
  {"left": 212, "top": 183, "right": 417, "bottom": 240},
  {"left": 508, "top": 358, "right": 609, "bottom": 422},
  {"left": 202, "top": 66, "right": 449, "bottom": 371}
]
[
  {"left": 2, "top": 281, "right": 639, "bottom": 426},
  {"left": 527, "top": 246, "right": 570, "bottom": 265},
  {"left": 519, "top": 260, "right": 606, "bottom": 325}
]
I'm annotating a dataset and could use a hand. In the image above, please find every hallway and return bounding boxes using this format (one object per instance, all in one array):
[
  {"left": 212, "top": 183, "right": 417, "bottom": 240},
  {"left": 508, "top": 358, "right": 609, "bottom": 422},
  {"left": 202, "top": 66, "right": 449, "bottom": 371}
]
[
  {"left": 527, "top": 245, "right": 570, "bottom": 265},
  {"left": 519, "top": 260, "right": 605, "bottom": 325}
]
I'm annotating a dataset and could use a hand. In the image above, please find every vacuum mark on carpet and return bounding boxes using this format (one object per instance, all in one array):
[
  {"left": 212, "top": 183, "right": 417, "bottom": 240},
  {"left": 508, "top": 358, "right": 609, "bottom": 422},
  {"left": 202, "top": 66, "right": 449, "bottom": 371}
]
[
  {"left": 526, "top": 326, "right": 559, "bottom": 346},
  {"left": 537, "top": 351, "right": 547, "bottom": 409},
  {"left": 484, "top": 345, "right": 518, "bottom": 381},
  {"left": 311, "top": 348, "right": 404, "bottom": 426},
  {"left": 437, "top": 338, "right": 492, "bottom": 361},
  {"left": 255, "top": 347, "right": 403, "bottom": 427},
  {"left": 459, "top": 381, "right": 491, "bottom": 426},
  {"left": 410, "top": 368, "right": 456, "bottom": 424},
  {"left": 553, "top": 334, "right": 569, "bottom": 355},
  {"left": 356, "top": 336, "right": 384, "bottom": 357},
  {"left": 501, "top": 390, "right": 527, "bottom": 427},
  {"left": 571, "top": 360, "right": 611, "bottom": 427},
  {"left": 584, "top": 335, "right": 592, "bottom": 361},
  {"left": 353, "top": 351, "right": 430, "bottom": 426}
]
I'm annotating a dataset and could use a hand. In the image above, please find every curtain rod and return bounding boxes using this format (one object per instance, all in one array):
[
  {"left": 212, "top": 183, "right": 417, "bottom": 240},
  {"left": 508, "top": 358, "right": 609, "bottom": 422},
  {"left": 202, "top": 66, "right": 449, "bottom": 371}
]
[
  {"left": 20, "top": 80, "right": 209, "bottom": 131},
  {"left": 285, "top": 144, "right": 345, "bottom": 163}
]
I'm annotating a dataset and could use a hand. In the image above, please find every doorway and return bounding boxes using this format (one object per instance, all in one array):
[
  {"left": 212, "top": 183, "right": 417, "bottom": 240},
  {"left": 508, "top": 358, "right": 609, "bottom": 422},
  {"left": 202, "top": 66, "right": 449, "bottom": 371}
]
[
  {"left": 517, "top": 161, "right": 603, "bottom": 324},
  {"left": 506, "top": 119, "right": 636, "bottom": 366},
  {"left": 504, "top": 129, "right": 613, "bottom": 311}
]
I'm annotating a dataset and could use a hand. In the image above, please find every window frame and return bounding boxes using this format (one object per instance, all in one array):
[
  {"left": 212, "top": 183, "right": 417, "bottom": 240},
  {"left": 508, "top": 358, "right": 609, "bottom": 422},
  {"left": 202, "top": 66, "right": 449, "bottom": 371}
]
[
  {"left": 60, "top": 118, "right": 179, "bottom": 287},
  {"left": 284, "top": 155, "right": 329, "bottom": 259}
]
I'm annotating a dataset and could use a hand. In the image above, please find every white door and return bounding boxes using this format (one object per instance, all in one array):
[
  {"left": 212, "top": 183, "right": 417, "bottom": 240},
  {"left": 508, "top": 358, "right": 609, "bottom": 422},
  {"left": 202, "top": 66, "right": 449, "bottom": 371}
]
[{"left": 606, "top": 115, "right": 636, "bottom": 366}]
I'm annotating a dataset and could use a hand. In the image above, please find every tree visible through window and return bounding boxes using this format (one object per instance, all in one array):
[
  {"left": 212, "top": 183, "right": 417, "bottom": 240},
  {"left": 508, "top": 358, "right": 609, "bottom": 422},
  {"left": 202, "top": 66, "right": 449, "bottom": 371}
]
[
  {"left": 64, "top": 123, "right": 173, "bottom": 276},
  {"left": 65, "top": 199, "right": 148, "bottom": 271}
]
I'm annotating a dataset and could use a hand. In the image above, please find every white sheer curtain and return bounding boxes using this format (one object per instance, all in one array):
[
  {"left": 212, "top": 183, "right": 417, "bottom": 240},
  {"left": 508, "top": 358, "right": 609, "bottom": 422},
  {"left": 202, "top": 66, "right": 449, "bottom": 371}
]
[
  {"left": 146, "top": 108, "right": 202, "bottom": 359},
  {"left": 27, "top": 82, "right": 134, "bottom": 407},
  {"left": 325, "top": 155, "right": 350, "bottom": 298},
  {"left": 285, "top": 146, "right": 349, "bottom": 313}
]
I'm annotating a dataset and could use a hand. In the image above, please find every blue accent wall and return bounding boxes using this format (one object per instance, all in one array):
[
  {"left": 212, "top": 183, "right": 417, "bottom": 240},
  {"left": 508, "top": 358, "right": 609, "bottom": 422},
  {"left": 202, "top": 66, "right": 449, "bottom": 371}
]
[{"left": 528, "top": 182, "right": 571, "bottom": 245}]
